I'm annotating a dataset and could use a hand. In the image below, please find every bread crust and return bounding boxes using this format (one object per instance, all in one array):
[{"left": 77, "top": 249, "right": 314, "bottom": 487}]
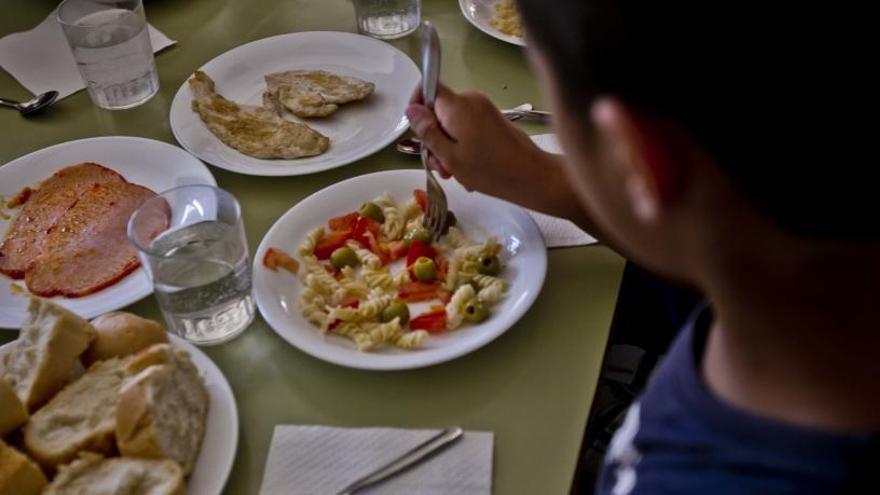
[
  {"left": 84, "top": 312, "right": 168, "bottom": 365},
  {"left": 0, "top": 439, "right": 47, "bottom": 495}
]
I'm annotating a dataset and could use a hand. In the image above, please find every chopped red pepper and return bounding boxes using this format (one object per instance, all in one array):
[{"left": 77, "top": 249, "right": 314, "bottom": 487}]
[
  {"left": 436, "top": 258, "right": 448, "bottom": 282},
  {"left": 328, "top": 212, "right": 359, "bottom": 231},
  {"left": 437, "top": 289, "right": 453, "bottom": 304},
  {"left": 313, "top": 229, "right": 352, "bottom": 260},
  {"left": 351, "top": 216, "right": 381, "bottom": 247},
  {"left": 414, "top": 189, "right": 427, "bottom": 212},
  {"left": 410, "top": 309, "right": 447, "bottom": 333},
  {"left": 406, "top": 240, "right": 436, "bottom": 267},
  {"left": 386, "top": 240, "right": 408, "bottom": 261},
  {"left": 262, "top": 247, "right": 300, "bottom": 274},
  {"left": 406, "top": 240, "right": 438, "bottom": 280},
  {"left": 339, "top": 297, "right": 360, "bottom": 309},
  {"left": 328, "top": 297, "right": 360, "bottom": 331},
  {"left": 398, "top": 281, "right": 442, "bottom": 302}
]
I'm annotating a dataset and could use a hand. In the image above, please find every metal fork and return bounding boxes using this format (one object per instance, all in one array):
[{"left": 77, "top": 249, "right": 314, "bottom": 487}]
[{"left": 419, "top": 21, "right": 448, "bottom": 242}]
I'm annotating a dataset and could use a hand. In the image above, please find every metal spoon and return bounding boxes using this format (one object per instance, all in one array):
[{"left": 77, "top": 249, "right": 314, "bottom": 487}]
[
  {"left": 397, "top": 103, "right": 550, "bottom": 155},
  {"left": 0, "top": 91, "right": 59, "bottom": 116}
]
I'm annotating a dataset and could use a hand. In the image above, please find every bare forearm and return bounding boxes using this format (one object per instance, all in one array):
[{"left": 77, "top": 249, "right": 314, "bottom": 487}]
[{"left": 473, "top": 143, "right": 607, "bottom": 240}]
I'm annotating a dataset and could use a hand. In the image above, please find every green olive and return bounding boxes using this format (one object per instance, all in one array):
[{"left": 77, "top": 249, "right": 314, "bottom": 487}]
[
  {"left": 477, "top": 254, "right": 501, "bottom": 276},
  {"left": 381, "top": 301, "right": 410, "bottom": 325},
  {"left": 330, "top": 246, "right": 359, "bottom": 269},
  {"left": 463, "top": 299, "right": 488, "bottom": 322},
  {"left": 358, "top": 202, "right": 385, "bottom": 223},
  {"left": 412, "top": 256, "right": 436, "bottom": 282},
  {"left": 441, "top": 211, "right": 457, "bottom": 234},
  {"left": 403, "top": 227, "right": 431, "bottom": 247}
]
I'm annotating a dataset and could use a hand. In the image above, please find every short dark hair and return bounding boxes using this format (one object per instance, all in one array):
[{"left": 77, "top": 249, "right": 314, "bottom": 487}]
[{"left": 516, "top": 0, "right": 874, "bottom": 240}]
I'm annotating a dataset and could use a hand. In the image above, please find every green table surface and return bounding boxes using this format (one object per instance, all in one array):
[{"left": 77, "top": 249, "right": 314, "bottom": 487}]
[{"left": 0, "top": 1, "right": 625, "bottom": 493}]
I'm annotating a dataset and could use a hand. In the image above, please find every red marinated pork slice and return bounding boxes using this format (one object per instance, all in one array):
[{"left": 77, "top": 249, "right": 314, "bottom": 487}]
[
  {"left": 0, "top": 163, "right": 125, "bottom": 278},
  {"left": 24, "top": 181, "right": 162, "bottom": 298}
]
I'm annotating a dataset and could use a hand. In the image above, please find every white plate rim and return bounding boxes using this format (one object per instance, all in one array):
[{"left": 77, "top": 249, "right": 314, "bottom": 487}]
[
  {"left": 253, "top": 169, "right": 547, "bottom": 370},
  {"left": 0, "top": 136, "right": 216, "bottom": 330},
  {"left": 0, "top": 333, "right": 239, "bottom": 495},
  {"left": 168, "top": 30, "right": 420, "bottom": 177},
  {"left": 459, "top": 0, "right": 527, "bottom": 47}
]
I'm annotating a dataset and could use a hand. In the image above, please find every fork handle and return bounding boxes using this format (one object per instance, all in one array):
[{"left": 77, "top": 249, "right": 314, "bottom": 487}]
[
  {"left": 336, "top": 427, "right": 464, "bottom": 495},
  {"left": 502, "top": 108, "right": 551, "bottom": 122},
  {"left": 0, "top": 98, "right": 22, "bottom": 109}
]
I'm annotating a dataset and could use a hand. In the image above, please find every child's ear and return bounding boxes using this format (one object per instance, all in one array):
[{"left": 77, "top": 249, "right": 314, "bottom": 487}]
[{"left": 591, "top": 97, "right": 679, "bottom": 223}]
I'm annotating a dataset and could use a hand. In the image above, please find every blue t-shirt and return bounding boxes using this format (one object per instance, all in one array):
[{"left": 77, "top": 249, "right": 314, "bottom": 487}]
[{"left": 597, "top": 304, "right": 878, "bottom": 494}]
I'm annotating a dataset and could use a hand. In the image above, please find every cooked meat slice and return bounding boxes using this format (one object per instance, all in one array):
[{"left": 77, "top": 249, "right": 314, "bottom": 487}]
[
  {"left": 189, "top": 70, "right": 329, "bottom": 159},
  {"left": 264, "top": 70, "right": 375, "bottom": 118},
  {"left": 0, "top": 163, "right": 125, "bottom": 279},
  {"left": 24, "top": 182, "right": 161, "bottom": 298}
]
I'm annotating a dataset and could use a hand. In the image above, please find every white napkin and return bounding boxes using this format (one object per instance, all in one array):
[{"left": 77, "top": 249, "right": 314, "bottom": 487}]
[
  {"left": 260, "top": 426, "right": 494, "bottom": 495},
  {"left": 0, "top": 10, "right": 176, "bottom": 100},
  {"left": 527, "top": 134, "right": 598, "bottom": 247}
]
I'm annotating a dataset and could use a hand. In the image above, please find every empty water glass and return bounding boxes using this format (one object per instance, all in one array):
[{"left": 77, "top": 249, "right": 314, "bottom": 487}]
[
  {"left": 128, "top": 185, "right": 255, "bottom": 346},
  {"left": 353, "top": 0, "right": 421, "bottom": 40},
  {"left": 58, "top": 0, "right": 159, "bottom": 109}
]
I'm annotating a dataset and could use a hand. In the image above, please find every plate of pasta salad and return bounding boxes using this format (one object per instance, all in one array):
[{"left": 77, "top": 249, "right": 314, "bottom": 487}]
[{"left": 253, "top": 169, "right": 547, "bottom": 369}]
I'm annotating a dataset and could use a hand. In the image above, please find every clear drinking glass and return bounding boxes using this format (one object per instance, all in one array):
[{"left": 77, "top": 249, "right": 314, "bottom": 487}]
[
  {"left": 353, "top": 0, "right": 421, "bottom": 39},
  {"left": 128, "top": 185, "right": 255, "bottom": 346},
  {"left": 57, "top": 0, "right": 159, "bottom": 109}
]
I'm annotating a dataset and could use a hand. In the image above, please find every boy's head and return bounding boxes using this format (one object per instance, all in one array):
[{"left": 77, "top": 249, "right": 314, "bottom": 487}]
[{"left": 516, "top": 0, "right": 874, "bottom": 281}]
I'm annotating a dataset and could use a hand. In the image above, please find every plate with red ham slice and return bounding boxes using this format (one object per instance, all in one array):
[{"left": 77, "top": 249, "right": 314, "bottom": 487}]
[{"left": 0, "top": 137, "right": 215, "bottom": 329}]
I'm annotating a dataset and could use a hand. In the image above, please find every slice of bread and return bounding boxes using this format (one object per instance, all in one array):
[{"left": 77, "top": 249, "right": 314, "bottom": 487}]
[
  {"left": 0, "top": 297, "right": 95, "bottom": 411},
  {"left": 83, "top": 312, "right": 168, "bottom": 365},
  {"left": 43, "top": 452, "right": 184, "bottom": 495},
  {"left": 0, "top": 439, "right": 47, "bottom": 495},
  {"left": 24, "top": 356, "right": 130, "bottom": 467},
  {"left": 0, "top": 377, "right": 27, "bottom": 436},
  {"left": 116, "top": 344, "right": 209, "bottom": 475}
]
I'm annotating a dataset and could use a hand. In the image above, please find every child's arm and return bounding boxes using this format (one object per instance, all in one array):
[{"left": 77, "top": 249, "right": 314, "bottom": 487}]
[{"left": 406, "top": 84, "right": 605, "bottom": 239}]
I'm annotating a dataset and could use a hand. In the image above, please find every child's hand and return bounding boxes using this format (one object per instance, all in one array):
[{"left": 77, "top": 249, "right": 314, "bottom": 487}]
[{"left": 405, "top": 84, "right": 543, "bottom": 194}]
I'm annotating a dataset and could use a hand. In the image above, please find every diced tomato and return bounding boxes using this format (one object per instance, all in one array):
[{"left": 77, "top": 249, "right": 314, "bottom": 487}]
[
  {"left": 262, "top": 247, "right": 299, "bottom": 274},
  {"left": 386, "top": 240, "right": 408, "bottom": 261},
  {"left": 313, "top": 229, "right": 352, "bottom": 260},
  {"left": 406, "top": 240, "right": 437, "bottom": 267},
  {"left": 328, "top": 212, "right": 359, "bottom": 231},
  {"left": 398, "top": 281, "right": 441, "bottom": 302},
  {"left": 414, "top": 189, "right": 427, "bottom": 212},
  {"left": 409, "top": 309, "right": 447, "bottom": 333}
]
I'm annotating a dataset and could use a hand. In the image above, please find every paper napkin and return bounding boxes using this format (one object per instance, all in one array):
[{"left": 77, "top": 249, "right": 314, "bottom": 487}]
[
  {"left": 527, "top": 134, "right": 598, "bottom": 247},
  {"left": 260, "top": 425, "right": 494, "bottom": 495},
  {"left": 0, "top": 9, "right": 175, "bottom": 100}
]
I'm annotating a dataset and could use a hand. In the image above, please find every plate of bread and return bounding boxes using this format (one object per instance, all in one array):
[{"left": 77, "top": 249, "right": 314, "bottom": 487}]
[{"left": 0, "top": 298, "right": 238, "bottom": 495}]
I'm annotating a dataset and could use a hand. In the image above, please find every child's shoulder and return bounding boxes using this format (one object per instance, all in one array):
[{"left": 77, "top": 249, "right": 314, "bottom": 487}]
[{"left": 597, "top": 304, "right": 877, "bottom": 495}]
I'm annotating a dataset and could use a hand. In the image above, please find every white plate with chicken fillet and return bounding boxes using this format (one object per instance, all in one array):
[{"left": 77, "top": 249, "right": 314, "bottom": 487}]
[{"left": 169, "top": 31, "right": 420, "bottom": 176}]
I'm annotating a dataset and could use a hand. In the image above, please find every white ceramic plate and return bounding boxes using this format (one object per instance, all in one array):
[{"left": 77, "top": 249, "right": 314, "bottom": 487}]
[
  {"left": 254, "top": 170, "right": 547, "bottom": 370},
  {"left": 0, "top": 333, "right": 238, "bottom": 495},
  {"left": 169, "top": 31, "right": 420, "bottom": 177},
  {"left": 0, "top": 137, "right": 216, "bottom": 330},
  {"left": 459, "top": 0, "right": 527, "bottom": 47}
]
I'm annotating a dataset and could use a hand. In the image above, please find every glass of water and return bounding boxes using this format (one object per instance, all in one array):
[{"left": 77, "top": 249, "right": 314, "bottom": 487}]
[
  {"left": 57, "top": 0, "right": 159, "bottom": 109},
  {"left": 128, "top": 185, "right": 255, "bottom": 345},
  {"left": 353, "top": 0, "right": 420, "bottom": 39}
]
